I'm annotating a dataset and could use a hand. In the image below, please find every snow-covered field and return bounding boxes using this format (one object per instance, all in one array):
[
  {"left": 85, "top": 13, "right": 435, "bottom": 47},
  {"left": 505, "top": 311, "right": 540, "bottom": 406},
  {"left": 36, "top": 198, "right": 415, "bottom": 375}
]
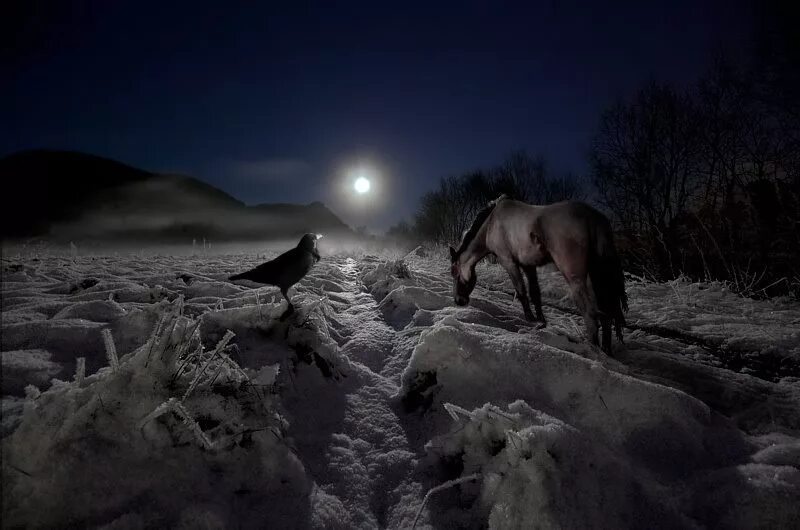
[{"left": 2, "top": 247, "right": 800, "bottom": 529}]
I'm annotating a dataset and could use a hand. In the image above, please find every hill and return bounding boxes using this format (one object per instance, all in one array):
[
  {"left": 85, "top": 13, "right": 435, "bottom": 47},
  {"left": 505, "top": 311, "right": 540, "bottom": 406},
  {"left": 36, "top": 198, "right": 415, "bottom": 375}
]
[{"left": 0, "top": 150, "right": 353, "bottom": 242}]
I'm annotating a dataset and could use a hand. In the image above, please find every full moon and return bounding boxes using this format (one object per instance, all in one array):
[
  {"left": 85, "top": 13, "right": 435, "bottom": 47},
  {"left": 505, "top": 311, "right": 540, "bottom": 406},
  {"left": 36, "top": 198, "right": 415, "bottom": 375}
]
[{"left": 354, "top": 176, "right": 371, "bottom": 194}]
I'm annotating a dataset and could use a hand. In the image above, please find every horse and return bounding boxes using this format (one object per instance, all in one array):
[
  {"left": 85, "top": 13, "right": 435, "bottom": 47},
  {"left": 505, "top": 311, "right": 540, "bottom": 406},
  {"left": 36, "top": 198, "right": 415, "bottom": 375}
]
[{"left": 449, "top": 195, "right": 628, "bottom": 353}]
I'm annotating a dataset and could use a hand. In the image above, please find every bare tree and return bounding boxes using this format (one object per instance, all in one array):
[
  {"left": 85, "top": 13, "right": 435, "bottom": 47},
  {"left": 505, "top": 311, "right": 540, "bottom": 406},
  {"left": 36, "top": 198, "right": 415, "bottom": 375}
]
[
  {"left": 414, "top": 152, "right": 582, "bottom": 244},
  {"left": 591, "top": 82, "right": 702, "bottom": 237},
  {"left": 591, "top": 57, "right": 800, "bottom": 295}
]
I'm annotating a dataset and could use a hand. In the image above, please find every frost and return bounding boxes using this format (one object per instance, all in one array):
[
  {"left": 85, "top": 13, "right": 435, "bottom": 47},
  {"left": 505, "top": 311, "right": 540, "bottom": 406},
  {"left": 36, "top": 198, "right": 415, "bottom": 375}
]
[
  {"left": 413, "top": 473, "right": 482, "bottom": 529},
  {"left": 1, "top": 350, "right": 63, "bottom": 395},
  {"left": 181, "top": 330, "right": 235, "bottom": 401},
  {"left": 2, "top": 251, "right": 799, "bottom": 528},
  {"left": 51, "top": 299, "right": 126, "bottom": 322},
  {"left": 74, "top": 357, "right": 85, "bottom": 386},
  {"left": 2, "top": 299, "right": 309, "bottom": 528},
  {"left": 102, "top": 328, "right": 119, "bottom": 372}
]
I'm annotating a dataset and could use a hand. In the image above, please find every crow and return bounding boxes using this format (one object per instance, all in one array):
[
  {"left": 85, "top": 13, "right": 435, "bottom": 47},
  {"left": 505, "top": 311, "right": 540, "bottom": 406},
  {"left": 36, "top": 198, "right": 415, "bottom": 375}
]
[{"left": 229, "top": 233, "right": 322, "bottom": 319}]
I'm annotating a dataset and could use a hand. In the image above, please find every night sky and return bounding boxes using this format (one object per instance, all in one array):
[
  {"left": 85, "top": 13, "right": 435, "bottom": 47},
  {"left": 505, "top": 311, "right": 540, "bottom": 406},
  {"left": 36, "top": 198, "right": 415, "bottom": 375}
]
[{"left": 2, "top": 1, "right": 750, "bottom": 230}]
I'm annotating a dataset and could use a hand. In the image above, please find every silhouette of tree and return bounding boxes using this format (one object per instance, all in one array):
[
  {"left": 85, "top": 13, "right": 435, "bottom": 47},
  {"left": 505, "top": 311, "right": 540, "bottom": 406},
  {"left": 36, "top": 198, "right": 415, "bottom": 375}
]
[
  {"left": 590, "top": 44, "right": 800, "bottom": 294},
  {"left": 413, "top": 152, "right": 582, "bottom": 244}
]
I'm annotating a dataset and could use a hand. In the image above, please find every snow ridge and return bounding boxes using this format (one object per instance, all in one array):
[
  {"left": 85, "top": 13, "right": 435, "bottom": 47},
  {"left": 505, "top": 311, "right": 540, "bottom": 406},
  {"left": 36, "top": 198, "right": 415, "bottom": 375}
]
[{"left": 2, "top": 251, "right": 800, "bottom": 528}]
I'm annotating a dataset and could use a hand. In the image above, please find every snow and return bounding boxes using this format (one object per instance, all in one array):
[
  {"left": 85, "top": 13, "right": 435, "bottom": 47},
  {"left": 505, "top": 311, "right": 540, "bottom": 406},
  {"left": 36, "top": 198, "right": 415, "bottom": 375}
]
[
  {"left": 1, "top": 350, "right": 62, "bottom": 395},
  {"left": 51, "top": 299, "right": 127, "bottom": 321},
  {"left": 2, "top": 249, "right": 799, "bottom": 528}
]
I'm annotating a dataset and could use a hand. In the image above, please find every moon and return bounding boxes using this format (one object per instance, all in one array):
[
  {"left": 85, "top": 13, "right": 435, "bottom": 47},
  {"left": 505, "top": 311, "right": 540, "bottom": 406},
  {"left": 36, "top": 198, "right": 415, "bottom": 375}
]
[{"left": 354, "top": 176, "right": 371, "bottom": 194}]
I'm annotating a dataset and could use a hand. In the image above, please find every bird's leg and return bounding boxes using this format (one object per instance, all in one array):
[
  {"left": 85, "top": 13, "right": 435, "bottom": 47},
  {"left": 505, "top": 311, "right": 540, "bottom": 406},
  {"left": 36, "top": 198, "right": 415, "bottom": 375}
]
[
  {"left": 255, "top": 289, "right": 263, "bottom": 320},
  {"left": 279, "top": 287, "right": 295, "bottom": 321}
]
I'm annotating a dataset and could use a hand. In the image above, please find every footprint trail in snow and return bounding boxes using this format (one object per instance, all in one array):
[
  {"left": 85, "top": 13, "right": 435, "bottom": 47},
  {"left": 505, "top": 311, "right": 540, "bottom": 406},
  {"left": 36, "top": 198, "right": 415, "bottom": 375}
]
[{"left": 2, "top": 250, "right": 799, "bottom": 529}]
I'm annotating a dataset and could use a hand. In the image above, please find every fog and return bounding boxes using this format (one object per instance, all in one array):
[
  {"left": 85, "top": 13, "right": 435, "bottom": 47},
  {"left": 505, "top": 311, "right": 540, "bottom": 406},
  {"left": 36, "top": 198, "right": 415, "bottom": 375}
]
[{"left": 1, "top": 235, "right": 410, "bottom": 260}]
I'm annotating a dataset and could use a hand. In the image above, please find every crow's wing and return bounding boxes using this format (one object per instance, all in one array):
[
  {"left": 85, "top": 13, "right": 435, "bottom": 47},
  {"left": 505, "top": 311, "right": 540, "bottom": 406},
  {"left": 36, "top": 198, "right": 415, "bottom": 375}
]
[{"left": 231, "top": 248, "right": 300, "bottom": 285}]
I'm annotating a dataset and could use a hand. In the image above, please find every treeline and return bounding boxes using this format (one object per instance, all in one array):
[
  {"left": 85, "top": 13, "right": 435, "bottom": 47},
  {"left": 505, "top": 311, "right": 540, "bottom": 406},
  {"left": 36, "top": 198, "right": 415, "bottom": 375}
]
[
  {"left": 388, "top": 151, "right": 583, "bottom": 245},
  {"left": 389, "top": 4, "right": 799, "bottom": 297},
  {"left": 591, "top": 4, "right": 800, "bottom": 296},
  {"left": 590, "top": 58, "right": 799, "bottom": 296}
]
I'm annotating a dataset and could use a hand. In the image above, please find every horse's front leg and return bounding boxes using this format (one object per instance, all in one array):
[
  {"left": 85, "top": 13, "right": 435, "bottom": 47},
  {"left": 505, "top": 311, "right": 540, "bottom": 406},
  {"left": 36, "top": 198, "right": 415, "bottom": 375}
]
[
  {"left": 521, "top": 265, "right": 547, "bottom": 327},
  {"left": 501, "top": 260, "right": 535, "bottom": 322}
]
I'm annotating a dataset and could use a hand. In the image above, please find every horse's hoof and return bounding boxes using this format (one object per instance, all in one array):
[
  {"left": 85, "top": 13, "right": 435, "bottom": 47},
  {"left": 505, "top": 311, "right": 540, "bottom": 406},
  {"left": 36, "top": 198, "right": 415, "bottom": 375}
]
[{"left": 535, "top": 321, "right": 547, "bottom": 330}]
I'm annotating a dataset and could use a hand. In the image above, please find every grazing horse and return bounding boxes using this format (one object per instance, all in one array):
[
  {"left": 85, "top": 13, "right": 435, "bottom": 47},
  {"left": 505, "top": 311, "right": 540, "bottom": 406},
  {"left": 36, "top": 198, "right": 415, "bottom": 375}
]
[{"left": 449, "top": 195, "right": 628, "bottom": 353}]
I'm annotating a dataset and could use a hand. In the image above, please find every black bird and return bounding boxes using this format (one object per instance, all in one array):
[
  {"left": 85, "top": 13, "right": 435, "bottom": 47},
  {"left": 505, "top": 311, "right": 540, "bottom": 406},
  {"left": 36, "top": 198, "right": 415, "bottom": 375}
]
[{"left": 229, "top": 233, "right": 322, "bottom": 319}]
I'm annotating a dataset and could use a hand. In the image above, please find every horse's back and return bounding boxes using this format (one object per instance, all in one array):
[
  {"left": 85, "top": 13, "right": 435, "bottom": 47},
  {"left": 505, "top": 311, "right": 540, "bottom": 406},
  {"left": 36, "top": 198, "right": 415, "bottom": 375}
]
[
  {"left": 491, "top": 199, "right": 613, "bottom": 271},
  {"left": 485, "top": 199, "right": 540, "bottom": 263},
  {"left": 540, "top": 200, "right": 609, "bottom": 225},
  {"left": 490, "top": 200, "right": 582, "bottom": 265}
]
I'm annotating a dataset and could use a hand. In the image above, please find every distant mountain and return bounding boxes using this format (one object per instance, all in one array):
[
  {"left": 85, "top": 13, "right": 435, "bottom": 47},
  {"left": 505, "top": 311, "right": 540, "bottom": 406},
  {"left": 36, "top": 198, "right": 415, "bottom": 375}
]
[
  {"left": 0, "top": 150, "right": 353, "bottom": 242},
  {"left": 251, "top": 201, "right": 352, "bottom": 230}
]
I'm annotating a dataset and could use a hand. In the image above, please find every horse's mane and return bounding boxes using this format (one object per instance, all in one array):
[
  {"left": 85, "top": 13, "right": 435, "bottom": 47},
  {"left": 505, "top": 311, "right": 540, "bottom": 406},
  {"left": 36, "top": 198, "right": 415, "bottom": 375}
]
[{"left": 456, "top": 194, "right": 508, "bottom": 255}]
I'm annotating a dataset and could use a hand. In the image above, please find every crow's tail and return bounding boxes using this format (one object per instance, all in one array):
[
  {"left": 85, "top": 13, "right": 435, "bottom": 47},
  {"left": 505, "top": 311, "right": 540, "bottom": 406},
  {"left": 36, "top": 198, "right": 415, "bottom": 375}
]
[{"left": 229, "top": 272, "right": 247, "bottom": 282}]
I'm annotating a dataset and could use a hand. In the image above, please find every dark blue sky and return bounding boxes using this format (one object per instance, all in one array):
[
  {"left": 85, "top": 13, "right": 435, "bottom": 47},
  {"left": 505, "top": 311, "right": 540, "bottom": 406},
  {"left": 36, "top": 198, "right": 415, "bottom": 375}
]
[{"left": 2, "top": 0, "right": 750, "bottom": 230}]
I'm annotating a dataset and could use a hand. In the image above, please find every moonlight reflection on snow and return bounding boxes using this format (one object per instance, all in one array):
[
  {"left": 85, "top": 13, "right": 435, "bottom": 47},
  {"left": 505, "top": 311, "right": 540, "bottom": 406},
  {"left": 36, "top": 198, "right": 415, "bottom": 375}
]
[{"left": 2, "top": 249, "right": 799, "bottom": 528}]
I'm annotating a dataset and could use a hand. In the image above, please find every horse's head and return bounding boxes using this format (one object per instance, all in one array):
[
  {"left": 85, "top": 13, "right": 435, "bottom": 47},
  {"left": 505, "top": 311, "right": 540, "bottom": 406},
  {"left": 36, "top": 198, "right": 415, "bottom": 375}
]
[{"left": 449, "top": 246, "right": 476, "bottom": 306}]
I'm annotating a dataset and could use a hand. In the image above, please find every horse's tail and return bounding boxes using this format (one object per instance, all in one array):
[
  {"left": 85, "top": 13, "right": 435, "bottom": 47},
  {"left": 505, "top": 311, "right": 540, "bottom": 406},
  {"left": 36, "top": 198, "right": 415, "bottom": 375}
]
[{"left": 590, "top": 220, "right": 628, "bottom": 342}]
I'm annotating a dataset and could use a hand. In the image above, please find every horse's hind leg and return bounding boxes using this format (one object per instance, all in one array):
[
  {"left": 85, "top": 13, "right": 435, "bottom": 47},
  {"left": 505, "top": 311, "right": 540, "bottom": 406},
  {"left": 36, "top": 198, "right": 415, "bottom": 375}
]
[
  {"left": 600, "top": 316, "right": 612, "bottom": 353},
  {"left": 589, "top": 268, "right": 622, "bottom": 355},
  {"left": 567, "top": 278, "right": 600, "bottom": 348},
  {"left": 589, "top": 270, "right": 614, "bottom": 353},
  {"left": 521, "top": 265, "right": 546, "bottom": 326},
  {"left": 614, "top": 306, "right": 625, "bottom": 343},
  {"left": 501, "top": 260, "right": 535, "bottom": 321}
]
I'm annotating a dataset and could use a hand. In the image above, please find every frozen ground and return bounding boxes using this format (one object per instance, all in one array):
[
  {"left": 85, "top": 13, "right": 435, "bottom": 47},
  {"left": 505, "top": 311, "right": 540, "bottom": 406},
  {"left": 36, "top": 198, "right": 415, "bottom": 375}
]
[{"left": 2, "top": 248, "right": 799, "bottom": 529}]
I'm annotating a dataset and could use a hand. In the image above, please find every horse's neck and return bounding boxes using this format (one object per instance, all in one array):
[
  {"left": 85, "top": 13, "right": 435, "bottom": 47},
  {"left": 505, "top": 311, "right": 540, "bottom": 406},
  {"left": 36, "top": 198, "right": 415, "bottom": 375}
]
[{"left": 461, "top": 218, "right": 491, "bottom": 270}]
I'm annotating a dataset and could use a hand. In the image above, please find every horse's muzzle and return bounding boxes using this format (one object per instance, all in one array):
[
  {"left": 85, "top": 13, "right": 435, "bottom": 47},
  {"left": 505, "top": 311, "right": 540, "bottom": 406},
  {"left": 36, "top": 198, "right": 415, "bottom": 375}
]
[{"left": 454, "top": 296, "right": 469, "bottom": 306}]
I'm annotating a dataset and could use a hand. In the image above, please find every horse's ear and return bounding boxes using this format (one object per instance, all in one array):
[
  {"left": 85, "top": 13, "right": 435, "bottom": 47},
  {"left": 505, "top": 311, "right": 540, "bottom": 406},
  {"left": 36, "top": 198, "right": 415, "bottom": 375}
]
[{"left": 449, "top": 246, "right": 457, "bottom": 262}]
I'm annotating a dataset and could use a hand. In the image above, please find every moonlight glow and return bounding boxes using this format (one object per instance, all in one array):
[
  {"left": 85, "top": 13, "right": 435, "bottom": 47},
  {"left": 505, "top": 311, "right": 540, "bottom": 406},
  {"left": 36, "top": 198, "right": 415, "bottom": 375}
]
[{"left": 354, "top": 176, "right": 371, "bottom": 194}]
